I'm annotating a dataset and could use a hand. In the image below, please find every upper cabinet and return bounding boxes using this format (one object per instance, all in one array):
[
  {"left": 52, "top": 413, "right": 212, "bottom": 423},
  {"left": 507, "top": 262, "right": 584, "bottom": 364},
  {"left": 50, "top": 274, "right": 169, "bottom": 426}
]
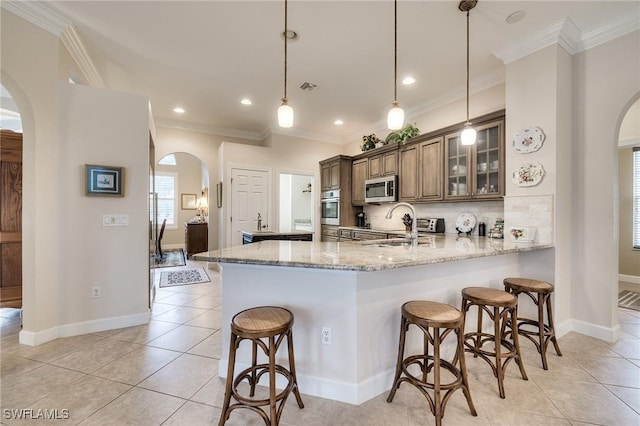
[
  {"left": 444, "top": 118, "right": 504, "bottom": 201},
  {"left": 321, "top": 159, "right": 342, "bottom": 191},
  {"left": 399, "top": 137, "right": 443, "bottom": 202},
  {"left": 368, "top": 146, "right": 398, "bottom": 178},
  {"left": 352, "top": 158, "right": 368, "bottom": 206}
]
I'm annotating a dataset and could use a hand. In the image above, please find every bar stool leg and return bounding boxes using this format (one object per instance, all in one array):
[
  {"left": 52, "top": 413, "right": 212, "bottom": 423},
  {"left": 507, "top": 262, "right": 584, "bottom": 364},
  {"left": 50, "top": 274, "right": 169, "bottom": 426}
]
[
  {"left": 456, "top": 327, "right": 477, "bottom": 416},
  {"left": 249, "top": 340, "right": 258, "bottom": 397},
  {"left": 493, "top": 306, "right": 507, "bottom": 399},
  {"left": 546, "top": 295, "right": 563, "bottom": 357},
  {"left": 219, "top": 332, "right": 239, "bottom": 426},
  {"left": 474, "top": 304, "right": 483, "bottom": 357},
  {"left": 537, "top": 293, "right": 549, "bottom": 370},
  {"left": 286, "top": 330, "right": 305, "bottom": 408},
  {"left": 387, "top": 316, "right": 408, "bottom": 403},
  {"left": 433, "top": 328, "right": 443, "bottom": 426},
  {"left": 268, "top": 335, "right": 277, "bottom": 426},
  {"left": 510, "top": 305, "right": 528, "bottom": 381}
]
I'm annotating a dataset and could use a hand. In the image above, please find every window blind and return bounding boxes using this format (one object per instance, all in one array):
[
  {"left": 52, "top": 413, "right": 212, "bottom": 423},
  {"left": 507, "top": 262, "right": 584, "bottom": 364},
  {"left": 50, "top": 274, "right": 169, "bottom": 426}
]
[
  {"left": 154, "top": 172, "right": 178, "bottom": 226},
  {"left": 633, "top": 147, "right": 640, "bottom": 249}
]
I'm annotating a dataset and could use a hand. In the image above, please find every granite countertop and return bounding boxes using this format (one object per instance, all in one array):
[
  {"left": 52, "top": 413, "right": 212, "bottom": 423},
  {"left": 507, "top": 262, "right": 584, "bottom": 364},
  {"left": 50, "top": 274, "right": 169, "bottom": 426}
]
[
  {"left": 241, "top": 230, "right": 314, "bottom": 236},
  {"left": 193, "top": 234, "right": 553, "bottom": 272}
]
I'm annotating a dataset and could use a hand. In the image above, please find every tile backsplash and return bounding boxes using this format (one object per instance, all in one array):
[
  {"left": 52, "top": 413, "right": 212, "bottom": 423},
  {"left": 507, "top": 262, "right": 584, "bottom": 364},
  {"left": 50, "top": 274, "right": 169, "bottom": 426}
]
[
  {"left": 503, "top": 194, "right": 554, "bottom": 244},
  {"left": 362, "top": 195, "right": 553, "bottom": 244},
  {"left": 363, "top": 200, "right": 505, "bottom": 235}
]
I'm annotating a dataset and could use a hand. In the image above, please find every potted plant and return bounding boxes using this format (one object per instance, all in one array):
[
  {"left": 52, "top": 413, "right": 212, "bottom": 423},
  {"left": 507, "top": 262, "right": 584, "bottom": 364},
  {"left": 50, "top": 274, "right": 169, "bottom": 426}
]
[
  {"left": 385, "top": 123, "right": 420, "bottom": 145},
  {"left": 361, "top": 134, "right": 382, "bottom": 151}
]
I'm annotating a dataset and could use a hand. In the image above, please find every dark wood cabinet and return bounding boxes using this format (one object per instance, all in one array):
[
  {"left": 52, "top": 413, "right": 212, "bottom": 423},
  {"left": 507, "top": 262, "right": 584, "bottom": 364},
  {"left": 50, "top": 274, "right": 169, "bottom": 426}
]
[
  {"left": 185, "top": 222, "right": 208, "bottom": 258},
  {"left": 399, "top": 136, "right": 443, "bottom": 202},
  {"left": 351, "top": 158, "right": 368, "bottom": 206}
]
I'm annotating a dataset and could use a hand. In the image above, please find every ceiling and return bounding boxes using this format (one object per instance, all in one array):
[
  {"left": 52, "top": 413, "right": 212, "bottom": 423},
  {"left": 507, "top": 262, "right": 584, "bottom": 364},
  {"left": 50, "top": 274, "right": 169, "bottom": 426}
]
[{"left": 4, "top": 1, "right": 640, "bottom": 143}]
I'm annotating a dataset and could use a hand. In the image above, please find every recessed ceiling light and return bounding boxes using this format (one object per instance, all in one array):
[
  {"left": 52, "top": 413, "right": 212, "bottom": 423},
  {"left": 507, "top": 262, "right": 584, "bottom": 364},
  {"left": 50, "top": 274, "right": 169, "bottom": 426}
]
[
  {"left": 241, "top": 98, "right": 252, "bottom": 105},
  {"left": 173, "top": 107, "right": 185, "bottom": 114},
  {"left": 506, "top": 11, "right": 526, "bottom": 24},
  {"left": 402, "top": 76, "right": 416, "bottom": 85},
  {"left": 334, "top": 119, "right": 344, "bottom": 125}
]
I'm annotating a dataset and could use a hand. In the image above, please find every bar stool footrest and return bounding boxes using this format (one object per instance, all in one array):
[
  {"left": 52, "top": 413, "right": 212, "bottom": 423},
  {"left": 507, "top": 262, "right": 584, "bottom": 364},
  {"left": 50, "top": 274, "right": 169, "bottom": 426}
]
[{"left": 232, "top": 363, "right": 297, "bottom": 407}]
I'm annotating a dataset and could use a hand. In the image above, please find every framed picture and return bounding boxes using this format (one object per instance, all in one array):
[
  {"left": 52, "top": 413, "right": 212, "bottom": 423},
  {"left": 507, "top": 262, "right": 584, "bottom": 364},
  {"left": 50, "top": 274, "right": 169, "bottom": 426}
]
[
  {"left": 216, "top": 182, "right": 222, "bottom": 208},
  {"left": 181, "top": 193, "right": 197, "bottom": 210},
  {"left": 86, "top": 164, "right": 124, "bottom": 196}
]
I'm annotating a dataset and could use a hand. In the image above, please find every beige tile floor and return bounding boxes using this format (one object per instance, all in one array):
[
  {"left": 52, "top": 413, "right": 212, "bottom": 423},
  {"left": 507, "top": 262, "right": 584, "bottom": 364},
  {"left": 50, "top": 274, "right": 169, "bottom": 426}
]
[{"left": 1, "top": 263, "right": 639, "bottom": 426}]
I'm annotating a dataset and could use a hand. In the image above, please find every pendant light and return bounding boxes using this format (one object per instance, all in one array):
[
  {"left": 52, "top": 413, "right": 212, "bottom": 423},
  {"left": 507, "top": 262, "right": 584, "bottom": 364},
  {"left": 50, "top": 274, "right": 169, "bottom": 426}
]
[
  {"left": 387, "top": 0, "right": 404, "bottom": 130},
  {"left": 459, "top": 0, "right": 477, "bottom": 145},
  {"left": 278, "top": 0, "right": 293, "bottom": 128}
]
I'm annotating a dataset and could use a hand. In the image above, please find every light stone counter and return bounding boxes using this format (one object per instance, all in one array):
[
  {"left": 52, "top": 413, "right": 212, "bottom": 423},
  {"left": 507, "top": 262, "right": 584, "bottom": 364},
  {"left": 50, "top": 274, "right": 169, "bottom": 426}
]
[
  {"left": 193, "top": 234, "right": 552, "bottom": 271},
  {"left": 194, "top": 236, "right": 554, "bottom": 405}
]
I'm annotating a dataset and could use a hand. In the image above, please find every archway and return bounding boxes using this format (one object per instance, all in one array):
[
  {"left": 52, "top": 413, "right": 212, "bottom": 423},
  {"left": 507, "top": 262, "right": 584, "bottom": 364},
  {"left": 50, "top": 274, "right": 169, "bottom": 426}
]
[
  {"left": 0, "top": 72, "right": 35, "bottom": 343},
  {"left": 155, "top": 152, "right": 210, "bottom": 253},
  {"left": 616, "top": 95, "right": 640, "bottom": 305}
]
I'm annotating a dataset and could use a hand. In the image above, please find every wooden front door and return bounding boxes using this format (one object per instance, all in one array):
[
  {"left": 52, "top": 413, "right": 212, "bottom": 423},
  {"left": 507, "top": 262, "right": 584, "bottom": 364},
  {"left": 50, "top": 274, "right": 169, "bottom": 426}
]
[{"left": 0, "top": 130, "right": 22, "bottom": 308}]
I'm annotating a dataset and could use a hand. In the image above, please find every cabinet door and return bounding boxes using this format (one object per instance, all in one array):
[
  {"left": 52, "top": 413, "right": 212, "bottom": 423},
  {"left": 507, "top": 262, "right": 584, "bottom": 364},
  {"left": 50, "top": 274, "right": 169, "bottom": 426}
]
[
  {"left": 330, "top": 162, "right": 340, "bottom": 189},
  {"left": 444, "top": 119, "right": 503, "bottom": 200},
  {"left": 369, "top": 151, "right": 398, "bottom": 178},
  {"left": 399, "top": 145, "right": 418, "bottom": 201},
  {"left": 418, "top": 137, "right": 443, "bottom": 201},
  {"left": 473, "top": 120, "right": 504, "bottom": 198},
  {"left": 352, "top": 158, "right": 367, "bottom": 206},
  {"left": 321, "top": 164, "right": 331, "bottom": 191}
]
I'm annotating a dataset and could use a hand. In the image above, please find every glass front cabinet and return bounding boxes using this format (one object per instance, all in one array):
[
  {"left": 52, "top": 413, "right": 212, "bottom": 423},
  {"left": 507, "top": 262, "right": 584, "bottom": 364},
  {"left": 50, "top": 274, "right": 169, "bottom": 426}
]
[{"left": 444, "top": 119, "right": 504, "bottom": 201}]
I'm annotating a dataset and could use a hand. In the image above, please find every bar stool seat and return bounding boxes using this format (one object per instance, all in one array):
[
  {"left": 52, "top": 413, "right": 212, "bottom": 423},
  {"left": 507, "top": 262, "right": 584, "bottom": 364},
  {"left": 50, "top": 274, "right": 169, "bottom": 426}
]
[
  {"left": 219, "top": 306, "right": 304, "bottom": 426},
  {"left": 387, "top": 301, "right": 477, "bottom": 426},
  {"left": 461, "top": 287, "right": 528, "bottom": 399},
  {"left": 503, "top": 278, "right": 562, "bottom": 370}
]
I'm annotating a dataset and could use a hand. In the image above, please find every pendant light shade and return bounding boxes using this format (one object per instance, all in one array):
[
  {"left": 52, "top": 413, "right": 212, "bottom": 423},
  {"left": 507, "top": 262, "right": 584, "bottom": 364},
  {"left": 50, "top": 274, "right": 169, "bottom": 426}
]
[
  {"left": 278, "top": 99, "right": 294, "bottom": 128},
  {"left": 388, "top": 102, "right": 404, "bottom": 130},
  {"left": 388, "top": 0, "right": 404, "bottom": 130},
  {"left": 459, "top": 0, "right": 477, "bottom": 145},
  {"left": 461, "top": 125, "right": 477, "bottom": 146},
  {"left": 278, "top": 0, "right": 293, "bottom": 128}
]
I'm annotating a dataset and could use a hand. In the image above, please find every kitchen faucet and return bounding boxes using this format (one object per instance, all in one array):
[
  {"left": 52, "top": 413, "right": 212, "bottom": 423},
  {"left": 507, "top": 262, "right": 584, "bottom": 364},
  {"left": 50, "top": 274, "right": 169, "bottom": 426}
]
[
  {"left": 256, "top": 212, "right": 262, "bottom": 231},
  {"left": 385, "top": 202, "right": 418, "bottom": 247}
]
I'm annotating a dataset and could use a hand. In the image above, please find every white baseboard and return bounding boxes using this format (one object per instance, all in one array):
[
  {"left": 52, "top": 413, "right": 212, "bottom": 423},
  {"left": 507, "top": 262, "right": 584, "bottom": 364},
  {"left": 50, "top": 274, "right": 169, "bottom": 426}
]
[
  {"left": 218, "top": 358, "right": 392, "bottom": 405},
  {"left": 18, "top": 311, "right": 150, "bottom": 347},
  {"left": 567, "top": 319, "right": 621, "bottom": 343},
  {"left": 619, "top": 274, "right": 640, "bottom": 285}
]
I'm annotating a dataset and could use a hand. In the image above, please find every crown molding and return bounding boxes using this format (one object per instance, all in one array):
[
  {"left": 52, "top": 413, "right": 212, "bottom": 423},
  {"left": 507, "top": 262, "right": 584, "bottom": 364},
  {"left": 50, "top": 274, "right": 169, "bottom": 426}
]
[
  {"left": 268, "top": 127, "right": 343, "bottom": 145},
  {"left": 1, "top": 0, "right": 68, "bottom": 36},
  {"left": 580, "top": 13, "right": 640, "bottom": 52},
  {"left": 154, "top": 118, "right": 263, "bottom": 141},
  {"left": 494, "top": 17, "right": 580, "bottom": 64},
  {"left": 60, "top": 25, "right": 105, "bottom": 88},
  {"left": 2, "top": 1, "right": 105, "bottom": 89},
  {"left": 494, "top": 12, "right": 640, "bottom": 65}
]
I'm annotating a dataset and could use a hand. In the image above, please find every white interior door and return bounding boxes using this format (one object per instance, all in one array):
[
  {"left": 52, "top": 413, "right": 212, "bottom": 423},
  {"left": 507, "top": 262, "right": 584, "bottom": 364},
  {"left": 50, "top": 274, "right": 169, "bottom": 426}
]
[{"left": 230, "top": 168, "right": 269, "bottom": 246}]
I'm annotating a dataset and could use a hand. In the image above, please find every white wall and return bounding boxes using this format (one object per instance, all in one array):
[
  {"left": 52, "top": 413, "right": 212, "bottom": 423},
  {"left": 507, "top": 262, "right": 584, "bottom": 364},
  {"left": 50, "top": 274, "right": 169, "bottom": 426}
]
[
  {"left": 573, "top": 30, "right": 640, "bottom": 334},
  {"left": 55, "top": 82, "right": 150, "bottom": 332}
]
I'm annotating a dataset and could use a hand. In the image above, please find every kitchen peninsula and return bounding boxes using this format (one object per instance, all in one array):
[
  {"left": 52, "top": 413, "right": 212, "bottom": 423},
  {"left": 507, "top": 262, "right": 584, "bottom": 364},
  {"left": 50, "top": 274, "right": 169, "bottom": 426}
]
[{"left": 194, "top": 236, "right": 553, "bottom": 404}]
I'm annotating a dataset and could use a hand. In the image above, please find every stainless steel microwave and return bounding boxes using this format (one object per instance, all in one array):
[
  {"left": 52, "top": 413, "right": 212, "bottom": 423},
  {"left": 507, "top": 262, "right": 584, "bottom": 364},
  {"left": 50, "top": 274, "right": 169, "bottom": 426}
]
[{"left": 365, "top": 175, "right": 397, "bottom": 203}]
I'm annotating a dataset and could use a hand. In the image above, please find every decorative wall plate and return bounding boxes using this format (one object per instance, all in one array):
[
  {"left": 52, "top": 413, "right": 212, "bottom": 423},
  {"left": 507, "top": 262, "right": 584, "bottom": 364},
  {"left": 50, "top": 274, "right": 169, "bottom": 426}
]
[
  {"left": 512, "top": 161, "right": 545, "bottom": 187},
  {"left": 512, "top": 127, "right": 545, "bottom": 153},
  {"left": 455, "top": 212, "right": 476, "bottom": 234}
]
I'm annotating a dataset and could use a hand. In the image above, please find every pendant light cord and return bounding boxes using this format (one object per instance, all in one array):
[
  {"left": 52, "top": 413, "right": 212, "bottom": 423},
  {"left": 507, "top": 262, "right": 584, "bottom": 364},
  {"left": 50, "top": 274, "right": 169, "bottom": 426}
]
[
  {"left": 283, "top": 0, "right": 288, "bottom": 102},
  {"left": 393, "top": 0, "right": 398, "bottom": 104},
  {"left": 465, "top": 9, "right": 470, "bottom": 123}
]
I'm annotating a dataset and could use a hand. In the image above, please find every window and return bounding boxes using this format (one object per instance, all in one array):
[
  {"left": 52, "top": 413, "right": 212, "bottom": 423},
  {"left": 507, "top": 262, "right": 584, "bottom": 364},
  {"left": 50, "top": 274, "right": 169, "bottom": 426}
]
[
  {"left": 633, "top": 147, "right": 640, "bottom": 249},
  {"left": 153, "top": 172, "right": 178, "bottom": 228}
]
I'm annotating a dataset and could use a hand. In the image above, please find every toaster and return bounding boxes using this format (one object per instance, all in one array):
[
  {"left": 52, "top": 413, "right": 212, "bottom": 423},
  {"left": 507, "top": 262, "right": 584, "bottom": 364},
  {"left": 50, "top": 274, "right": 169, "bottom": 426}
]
[{"left": 416, "top": 218, "right": 445, "bottom": 233}]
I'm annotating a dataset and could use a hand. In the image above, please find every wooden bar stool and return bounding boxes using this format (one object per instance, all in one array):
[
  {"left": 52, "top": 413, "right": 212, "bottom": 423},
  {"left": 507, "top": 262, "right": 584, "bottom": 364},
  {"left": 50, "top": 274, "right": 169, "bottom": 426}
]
[
  {"left": 461, "top": 287, "right": 528, "bottom": 398},
  {"left": 387, "top": 301, "right": 477, "bottom": 426},
  {"left": 503, "top": 278, "right": 563, "bottom": 370},
  {"left": 219, "top": 306, "right": 304, "bottom": 426}
]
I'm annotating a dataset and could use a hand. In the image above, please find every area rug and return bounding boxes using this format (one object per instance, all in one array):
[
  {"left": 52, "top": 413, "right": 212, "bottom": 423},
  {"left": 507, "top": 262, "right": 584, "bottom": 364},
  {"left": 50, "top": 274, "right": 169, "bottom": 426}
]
[
  {"left": 151, "top": 249, "right": 186, "bottom": 269},
  {"left": 159, "top": 268, "right": 210, "bottom": 288},
  {"left": 618, "top": 290, "right": 640, "bottom": 311}
]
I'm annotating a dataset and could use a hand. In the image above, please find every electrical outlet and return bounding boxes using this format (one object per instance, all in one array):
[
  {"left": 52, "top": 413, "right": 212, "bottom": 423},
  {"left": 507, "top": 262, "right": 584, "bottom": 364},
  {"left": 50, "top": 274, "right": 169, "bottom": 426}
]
[
  {"left": 321, "top": 327, "right": 332, "bottom": 345},
  {"left": 91, "top": 286, "right": 101, "bottom": 298}
]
